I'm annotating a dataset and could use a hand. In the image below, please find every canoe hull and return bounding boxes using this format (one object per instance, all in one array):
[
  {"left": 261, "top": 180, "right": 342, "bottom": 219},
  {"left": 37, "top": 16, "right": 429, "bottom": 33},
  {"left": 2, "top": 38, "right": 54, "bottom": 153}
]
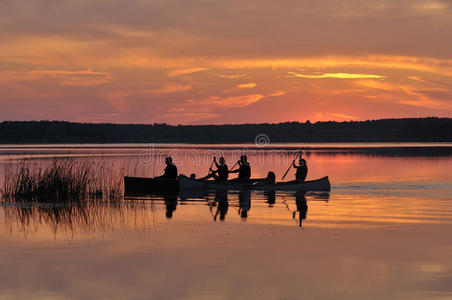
[
  {"left": 124, "top": 176, "right": 178, "bottom": 196},
  {"left": 179, "top": 176, "right": 331, "bottom": 191}
]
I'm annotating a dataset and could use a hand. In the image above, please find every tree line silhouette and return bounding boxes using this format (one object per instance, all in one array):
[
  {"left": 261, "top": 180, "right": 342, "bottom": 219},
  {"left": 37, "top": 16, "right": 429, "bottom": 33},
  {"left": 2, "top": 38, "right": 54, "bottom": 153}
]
[{"left": 0, "top": 118, "right": 451, "bottom": 143}]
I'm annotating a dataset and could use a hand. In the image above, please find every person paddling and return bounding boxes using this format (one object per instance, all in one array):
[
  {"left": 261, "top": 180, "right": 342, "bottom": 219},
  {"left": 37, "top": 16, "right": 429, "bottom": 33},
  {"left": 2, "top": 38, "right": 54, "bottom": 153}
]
[
  {"left": 203, "top": 156, "right": 229, "bottom": 181},
  {"left": 230, "top": 155, "right": 251, "bottom": 181},
  {"left": 159, "top": 156, "right": 178, "bottom": 179},
  {"left": 292, "top": 153, "right": 308, "bottom": 182}
]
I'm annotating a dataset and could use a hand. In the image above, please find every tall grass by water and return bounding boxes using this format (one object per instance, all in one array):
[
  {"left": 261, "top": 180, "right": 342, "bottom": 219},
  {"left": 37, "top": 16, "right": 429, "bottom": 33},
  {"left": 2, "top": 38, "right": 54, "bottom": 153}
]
[{"left": 2, "top": 159, "right": 125, "bottom": 202}]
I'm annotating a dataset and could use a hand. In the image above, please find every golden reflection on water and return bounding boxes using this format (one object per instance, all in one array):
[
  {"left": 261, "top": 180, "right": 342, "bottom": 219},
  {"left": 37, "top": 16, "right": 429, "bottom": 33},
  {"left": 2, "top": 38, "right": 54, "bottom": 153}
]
[
  {"left": 2, "top": 187, "right": 451, "bottom": 240},
  {"left": 0, "top": 145, "right": 452, "bottom": 299}
]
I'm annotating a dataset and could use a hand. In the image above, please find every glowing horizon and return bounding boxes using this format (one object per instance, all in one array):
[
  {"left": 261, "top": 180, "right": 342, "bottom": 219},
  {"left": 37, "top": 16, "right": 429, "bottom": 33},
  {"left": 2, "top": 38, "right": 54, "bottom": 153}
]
[{"left": 1, "top": 0, "right": 451, "bottom": 124}]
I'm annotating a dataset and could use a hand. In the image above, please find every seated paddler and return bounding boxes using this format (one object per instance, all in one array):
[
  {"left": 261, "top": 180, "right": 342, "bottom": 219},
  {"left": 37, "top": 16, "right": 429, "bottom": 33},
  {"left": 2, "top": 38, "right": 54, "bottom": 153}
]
[
  {"left": 158, "top": 156, "right": 178, "bottom": 179},
  {"left": 230, "top": 155, "right": 251, "bottom": 181},
  {"left": 292, "top": 153, "right": 308, "bottom": 182},
  {"left": 203, "top": 156, "right": 229, "bottom": 181}
]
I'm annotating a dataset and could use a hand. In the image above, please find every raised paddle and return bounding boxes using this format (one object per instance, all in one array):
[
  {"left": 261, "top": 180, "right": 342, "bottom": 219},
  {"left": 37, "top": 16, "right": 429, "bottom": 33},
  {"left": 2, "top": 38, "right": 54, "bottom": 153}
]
[
  {"left": 281, "top": 151, "right": 302, "bottom": 180},
  {"left": 205, "top": 158, "right": 215, "bottom": 178},
  {"left": 229, "top": 160, "right": 239, "bottom": 171}
]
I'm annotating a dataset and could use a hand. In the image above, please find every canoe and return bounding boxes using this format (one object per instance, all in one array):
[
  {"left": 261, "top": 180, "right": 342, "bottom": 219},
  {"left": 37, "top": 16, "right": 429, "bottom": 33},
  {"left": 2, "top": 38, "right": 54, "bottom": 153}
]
[
  {"left": 124, "top": 176, "right": 178, "bottom": 195},
  {"left": 178, "top": 175, "right": 331, "bottom": 191}
]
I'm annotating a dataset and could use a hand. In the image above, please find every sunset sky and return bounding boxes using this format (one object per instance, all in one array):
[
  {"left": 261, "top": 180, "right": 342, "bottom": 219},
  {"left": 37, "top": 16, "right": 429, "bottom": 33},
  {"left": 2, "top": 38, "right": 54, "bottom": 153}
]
[{"left": 1, "top": 0, "right": 452, "bottom": 124}]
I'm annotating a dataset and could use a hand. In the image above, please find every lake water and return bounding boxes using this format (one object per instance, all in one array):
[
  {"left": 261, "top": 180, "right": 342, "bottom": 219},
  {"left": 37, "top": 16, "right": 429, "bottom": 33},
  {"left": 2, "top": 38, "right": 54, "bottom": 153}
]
[{"left": 0, "top": 144, "right": 452, "bottom": 300}]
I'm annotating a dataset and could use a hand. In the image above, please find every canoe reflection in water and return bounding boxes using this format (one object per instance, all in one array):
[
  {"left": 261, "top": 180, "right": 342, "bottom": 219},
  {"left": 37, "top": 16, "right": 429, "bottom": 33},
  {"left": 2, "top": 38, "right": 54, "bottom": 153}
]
[
  {"left": 145, "top": 189, "right": 329, "bottom": 224},
  {"left": 2, "top": 191, "right": 329, "bottom": 238}
]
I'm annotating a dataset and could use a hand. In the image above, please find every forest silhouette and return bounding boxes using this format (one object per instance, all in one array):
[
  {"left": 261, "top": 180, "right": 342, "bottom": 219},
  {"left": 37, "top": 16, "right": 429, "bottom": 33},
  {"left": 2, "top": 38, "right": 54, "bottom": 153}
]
[{"left": 1, "top": 117, "right": 451, "bottom": 144}]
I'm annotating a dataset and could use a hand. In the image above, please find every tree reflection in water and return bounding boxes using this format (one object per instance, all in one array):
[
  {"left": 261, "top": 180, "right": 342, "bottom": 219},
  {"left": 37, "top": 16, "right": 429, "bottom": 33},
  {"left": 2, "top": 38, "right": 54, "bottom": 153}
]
[{"left": 1, "top": 191, "right": 329, "bottom": 238}]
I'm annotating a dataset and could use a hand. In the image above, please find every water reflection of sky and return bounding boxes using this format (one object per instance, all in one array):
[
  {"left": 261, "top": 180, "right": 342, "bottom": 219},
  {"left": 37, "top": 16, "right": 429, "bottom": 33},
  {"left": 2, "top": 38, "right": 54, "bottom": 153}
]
[{"left": 0, "top": 145, "right": 451, "bottom": 299}]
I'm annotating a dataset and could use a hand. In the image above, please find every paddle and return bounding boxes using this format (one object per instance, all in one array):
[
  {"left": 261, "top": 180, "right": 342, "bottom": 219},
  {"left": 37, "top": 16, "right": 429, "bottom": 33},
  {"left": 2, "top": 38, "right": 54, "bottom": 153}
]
[
  {"left": 206, "top": 158, "right": 215, "bottom": 177},
  {"left": 281, "top": 150, "right": 302, "bottom": 180},
  {"left": 229, "top": 160, "right": 239, "bottom": 171}
]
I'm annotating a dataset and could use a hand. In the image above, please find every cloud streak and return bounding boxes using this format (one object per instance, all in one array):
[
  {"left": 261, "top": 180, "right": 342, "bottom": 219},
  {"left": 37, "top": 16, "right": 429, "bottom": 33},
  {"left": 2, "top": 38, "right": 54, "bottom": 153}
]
[
  {"left": 168, "top": 68, "right": 208, "bottom": 77},
  {"left": 236, "top": 83, "right": 256, "bottom": 88},
  {"left": 287, "top": 72, "right": 386, "bottom": 79},
  {"left": 0, "top": 69, "right": 113, "bottom": 86}
]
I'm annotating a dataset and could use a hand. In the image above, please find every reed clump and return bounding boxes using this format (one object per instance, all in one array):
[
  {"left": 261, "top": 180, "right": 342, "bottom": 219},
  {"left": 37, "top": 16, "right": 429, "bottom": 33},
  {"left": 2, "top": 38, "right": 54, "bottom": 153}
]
[{"left": 2, "top": 159, "right": 124, "bottom": 202}]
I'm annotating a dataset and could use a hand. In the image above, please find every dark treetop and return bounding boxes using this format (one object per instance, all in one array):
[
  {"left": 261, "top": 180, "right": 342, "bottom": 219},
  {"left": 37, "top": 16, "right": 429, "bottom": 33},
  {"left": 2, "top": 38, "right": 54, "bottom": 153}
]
[{"left": 1, "top": 118, "right": 451, "bottom": 144}]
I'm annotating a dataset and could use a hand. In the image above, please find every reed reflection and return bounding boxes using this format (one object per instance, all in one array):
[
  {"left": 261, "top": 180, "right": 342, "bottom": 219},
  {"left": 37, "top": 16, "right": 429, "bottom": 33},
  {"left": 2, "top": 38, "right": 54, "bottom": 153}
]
[
  {"left": 1, "top": 200, "right": 158, "bottom": 238},
  {"left": 1, "top": 191, "right": 330, "bottom": 238}
]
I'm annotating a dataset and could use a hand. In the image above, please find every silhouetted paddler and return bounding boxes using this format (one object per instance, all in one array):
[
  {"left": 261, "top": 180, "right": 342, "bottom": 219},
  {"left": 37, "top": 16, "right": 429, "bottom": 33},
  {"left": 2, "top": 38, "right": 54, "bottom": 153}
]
[
  {"left": 203, "top": 157, "right": 229, "bottom": 181},
  {"left": 292, "top": 156, "right": 308, "bottom": 182},
  {"left": 230, "top": 155, "right": 251, "bottom": 181},
  {"left": 160, "top": 157, "right": 178, "bottom": 179}
]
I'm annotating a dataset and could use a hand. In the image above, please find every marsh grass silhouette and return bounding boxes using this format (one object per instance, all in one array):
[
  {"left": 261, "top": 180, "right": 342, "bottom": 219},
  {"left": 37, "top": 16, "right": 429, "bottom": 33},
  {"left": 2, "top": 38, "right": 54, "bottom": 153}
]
[{"left": 2, "top": 159, "right": 125, "bottom": 202}]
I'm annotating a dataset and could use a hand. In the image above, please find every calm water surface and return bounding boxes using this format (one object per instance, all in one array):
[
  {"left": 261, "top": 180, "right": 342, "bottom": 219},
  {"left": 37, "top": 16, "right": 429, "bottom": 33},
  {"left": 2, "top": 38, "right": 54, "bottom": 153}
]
[{"left": 0, "top": 144, "right": 451, "bottom": 300}]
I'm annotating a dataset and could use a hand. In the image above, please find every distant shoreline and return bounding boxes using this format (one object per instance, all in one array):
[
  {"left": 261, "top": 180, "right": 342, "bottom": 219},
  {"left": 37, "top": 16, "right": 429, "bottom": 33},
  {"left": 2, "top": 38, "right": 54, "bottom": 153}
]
[
  {"left": 1, "top": 142, "right": 452, "bottom": 148},
  {"left": 1, "top": 117, "right": 451, "bottom": 144},
  {"left": 1, "top": 143, "right": 452, "bottom": 159}
]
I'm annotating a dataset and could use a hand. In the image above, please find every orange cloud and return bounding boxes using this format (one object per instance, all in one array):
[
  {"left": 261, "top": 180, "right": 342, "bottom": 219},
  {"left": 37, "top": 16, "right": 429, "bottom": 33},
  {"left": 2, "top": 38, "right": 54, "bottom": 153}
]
[
  {"left": 330, "top": 88, "right": 366, "bottom": 95},
  {"left": 30, "top": 70, "right": 110, "bottom": 76},
  {"left": 153, "top": 84, "right": 192, "bottom": 94},
  {"left": 236, "top": 82, "right": 256, "bottom": 89},
  {"left": 168, "top": 67, "right": 208, "bottom": 77},
  {"left": 0, "top": 69, "right": 113, "bottom": 86},
  {"left": 93, "top": 24, "right": 154, "bottom": 38},
  {"left": 398, "top": 98, "right": 450, "bottom": 109},
  {"left": 269, "top": 91, "right": 287, "bottom": 97},
  {"left": 158, "top": 94, "right": 266, "bottom": 123},
  {"left": 412, "top": 1, "right": 448, "bottom": 11},
  {"left": 407, "top": 75, "right": 426, "bottom": 82},
  {"left": 217, "top": 74, "right": 248, "bottom": 79},
  {"left": 315, "top": 112, "right": 358, "bottom": 121},
  {"left": 398, "top": 85, "right": 451, "bottom": 109},
  {"left": 287, "top": 72, "right": 385, "bottom": 79},
  {"left": 198, "top": 94, "right": 264, "bottom": 108},
  {"left": 328, "top": 113, "right": 358, "bottom": 120},
  {"left": 104, "top": 84, "right": 191, "bottom": 103},
  {"left": 355, "top": 79, "right": 399, "bottom": 91},
  {"left": 214, "top": 56, "right": 452, "bottom": 77}
]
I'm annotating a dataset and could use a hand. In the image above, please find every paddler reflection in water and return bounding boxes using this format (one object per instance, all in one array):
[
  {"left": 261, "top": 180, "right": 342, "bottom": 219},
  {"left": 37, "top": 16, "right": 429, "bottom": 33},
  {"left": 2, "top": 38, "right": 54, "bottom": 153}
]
[
  {"left": 238, "top": 190, "right": 251, "bottom": 219},
  {"left": 214, "top": 190, "right": 229, "bottom": 221},
  {"left": 159, "top": 157, "right": 178, "bottom": 179},
  {"left": 294, "top": 191, "right": 308, "bottom": 227},
  {"left": 265, "top": 190, "right": 276, "bottom": 207},
  {"left": 230, "top": 155, "right": 251, "bottom": 181},
  {"left": 164, "top": 193, "right": 178, "bottom": 219},
  {"left": 292, "top": 153, "right": 308, "bottom": 182}
]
